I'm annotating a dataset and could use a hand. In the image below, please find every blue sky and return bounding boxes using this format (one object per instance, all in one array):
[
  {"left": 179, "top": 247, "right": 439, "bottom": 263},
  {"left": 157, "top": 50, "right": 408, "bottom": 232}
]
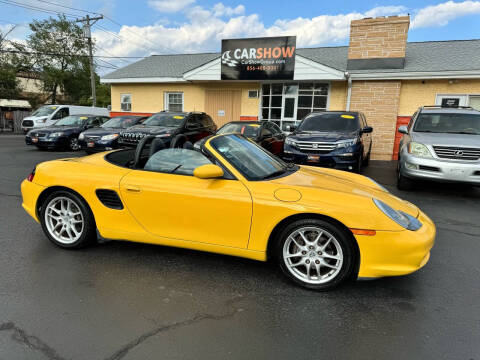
[{"left": 1, "top": 0, "right": 480, "bottom": 72}]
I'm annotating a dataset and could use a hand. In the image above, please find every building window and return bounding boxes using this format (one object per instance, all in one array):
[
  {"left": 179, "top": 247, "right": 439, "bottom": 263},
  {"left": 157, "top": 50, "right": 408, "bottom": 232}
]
[
  {"left": 165, "top": 92, "right": 183, "bottom": 112},
  {"left": 121, "top": 94, "right": 131, "bottom": 111},
  {"left": 261, "top": 82, "right": 329, "bottom": 131},
  {"left": 248, "top": 90, "right": 259, "bottom": 98}
]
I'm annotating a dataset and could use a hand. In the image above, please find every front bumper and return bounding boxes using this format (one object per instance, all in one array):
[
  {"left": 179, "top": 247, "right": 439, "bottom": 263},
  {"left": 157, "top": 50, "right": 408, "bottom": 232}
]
[
  {"left": 79, "top": 139, "right": 117, "bottom": 153},
  {"left": 400, "top": 152, "right": 480, "bottom": 184},
  {"left": 356, "top": 210, "right": 435, "bottom": 278},
  {"left": 21, "top": 179, "right": 46, "bottom": 223},
  {"left": 283, "top": 145, "right": 361, "bottom": 171},
  {"left": 31, "top": 136, "right": 68, "bottom": 149}
]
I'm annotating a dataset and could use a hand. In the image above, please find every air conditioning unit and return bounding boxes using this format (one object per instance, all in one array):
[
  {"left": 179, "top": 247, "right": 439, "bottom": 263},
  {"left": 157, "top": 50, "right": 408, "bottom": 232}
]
[
  {"left": 121, "top": 103, "right": 131, "bottom": 111},
  {"left": 248, "top": 90, "right": 259, "bottom": 98}
]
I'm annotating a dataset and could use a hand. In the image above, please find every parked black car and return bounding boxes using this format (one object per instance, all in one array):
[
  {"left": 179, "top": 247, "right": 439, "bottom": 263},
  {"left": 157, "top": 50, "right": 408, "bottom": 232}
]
[
  {"left": 118, "top": 111, "right": 217, "bottom": 148},
  {"left": 283, "top": 111, "right": 373, "bottom": 172},
  {"left": 195, "top": 120, "right": 286, "bottom": 156},
  {"left": 25, "top": 114, "right": 110, "bottom": 150},
  {"left": 79, "top": 115, "right": 147, "bottom": 153}
]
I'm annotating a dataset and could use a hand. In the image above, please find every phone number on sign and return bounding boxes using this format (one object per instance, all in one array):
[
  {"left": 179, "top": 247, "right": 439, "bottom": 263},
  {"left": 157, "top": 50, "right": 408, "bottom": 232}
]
[{"left": 246, "top": 65, "right": 281, "bottom": 71}]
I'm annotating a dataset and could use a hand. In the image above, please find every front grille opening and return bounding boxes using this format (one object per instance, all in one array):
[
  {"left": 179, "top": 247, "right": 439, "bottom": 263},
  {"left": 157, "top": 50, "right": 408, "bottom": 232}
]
[
  {"left": 418, "top": 165, "right": 440, "bottom": 172},
  {"left": 96, "top": 189, "right": 124, "bottom": 210},
  {"left": 473, "top": 171, "right": 480, "bottom": 176}
]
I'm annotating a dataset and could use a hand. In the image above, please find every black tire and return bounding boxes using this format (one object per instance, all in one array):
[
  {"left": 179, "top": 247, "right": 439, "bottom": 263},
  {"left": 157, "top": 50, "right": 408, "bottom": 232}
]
[
  {"left": 274, "top": 218, "right": 357, "bottom": 291},
  {"left": 362, "top": 148, "right": 371, "bottom": 167},
  {"left": 68, "top": 137, "right": 80, "bottom": 151},
  {"left": 396, "top": 161, "right": 415, "bottom": 190},
  {"left": 39, "top": 190, "right": 96, "bottom": 249},
  {"left": 354, "top": 154, "right": 363, "bottom": 173},
  {"left": 170, "top": 134, "right": 187, "bottom": 148}
]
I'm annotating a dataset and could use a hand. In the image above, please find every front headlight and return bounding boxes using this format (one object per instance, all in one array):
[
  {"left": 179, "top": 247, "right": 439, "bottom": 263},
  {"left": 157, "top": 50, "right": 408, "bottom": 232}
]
[
  {"left": 101, "top": 133, "right": 119, "bottom": 141},
  {"left": 336, "top": 138, "right": 358, "bottom": 148},
  {"left": 285, "top": 138, "right": 297, "bottom": 146},
  {"left": 373, "top": 198, "right": 422, "bottom": 230},
  {"left": 78, "top": 132, "right": 85, "bottom": 140},
  {"left": 49, "top": 132, "right": 64, "bottom": 137},
  {"left": 373, "top": 199, "right": 409, "bottom": 229},
  {"left": 408, "top": 142, "right": 432, "bottom": 158}
]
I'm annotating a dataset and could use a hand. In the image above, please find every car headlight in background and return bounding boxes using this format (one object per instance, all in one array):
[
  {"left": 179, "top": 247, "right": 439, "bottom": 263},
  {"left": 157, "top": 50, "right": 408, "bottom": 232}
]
[
  {"left": 78, "top": 132, "right": 85, "bottom": 140},
  {"left": 285, "top": 138, "right": 297, "bottom": 147},
  {"left": 373, "top": 198, "right": 422, "bottom": 230},
  {"left": 101, "top": 134, "right": 119, "bottom": 141},
  {"left": 408, "top": 142, "right": 432, "bottom": 158},
  {"left": 49, "top": 132, "right": 64, "bottom": 137},
  {"left": 336, "top": 138, "right": 358, "bottom": 148}
]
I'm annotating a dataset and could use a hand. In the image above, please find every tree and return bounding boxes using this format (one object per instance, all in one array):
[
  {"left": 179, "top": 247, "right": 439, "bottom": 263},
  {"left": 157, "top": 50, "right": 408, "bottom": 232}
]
[
  {"left": 27, "top": 15, "right": 88, "bottom": 104},
  {"left": 0, "top": 27, "right": 23, "bottom": 99}
]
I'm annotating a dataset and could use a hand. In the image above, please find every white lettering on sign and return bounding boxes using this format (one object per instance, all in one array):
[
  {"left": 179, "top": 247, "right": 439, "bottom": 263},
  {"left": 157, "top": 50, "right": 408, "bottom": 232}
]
[{"left": 218, "top": 110, "right": 225, "bottom": 117}]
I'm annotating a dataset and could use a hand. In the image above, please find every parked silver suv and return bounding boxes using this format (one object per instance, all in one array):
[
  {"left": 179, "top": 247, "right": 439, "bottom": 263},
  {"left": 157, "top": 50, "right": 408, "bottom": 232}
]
[{"left": 397, "top": 105, "right": 480, "bottom": 190}]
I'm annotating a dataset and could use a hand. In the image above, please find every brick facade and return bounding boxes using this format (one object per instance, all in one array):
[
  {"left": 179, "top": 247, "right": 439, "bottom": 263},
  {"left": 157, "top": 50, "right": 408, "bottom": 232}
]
[
  {"left": 348, "top": 16, "right": 410, "bottom": 60},
  {"left": 350, "top": 80, "right": 402, "bottom": 160}
]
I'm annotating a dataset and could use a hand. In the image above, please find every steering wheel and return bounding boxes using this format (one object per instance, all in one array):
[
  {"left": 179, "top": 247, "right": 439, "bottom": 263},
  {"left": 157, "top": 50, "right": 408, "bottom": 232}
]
[{"left": 134, "top": 135, "right": 156, "bottom": 168}]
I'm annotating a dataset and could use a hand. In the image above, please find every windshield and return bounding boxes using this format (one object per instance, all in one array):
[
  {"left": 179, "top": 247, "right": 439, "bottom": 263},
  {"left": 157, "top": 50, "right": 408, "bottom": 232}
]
[
  {"left": 297, "top": 113, "right": 359, "bottom": 132},
  {"left": 55, "top": 115, "right": 87, "bottom": 126},
  {"left": 143, "top": 113, "right": 185, "bottom": 127},
  {"left": 31, "top": 105, "right": 59, "bottom": 117},
  {"left": 414, "top": 113, "right": 480, "bottom": 135},
  {"left": 211, "top": 134, "right": 291, "bottom": 181},
  {"left": 102, "top": 116, "right": 140, "bottom": 129},
  {"left": 217, "top": 123, "right": 261, "bottom": 137}
]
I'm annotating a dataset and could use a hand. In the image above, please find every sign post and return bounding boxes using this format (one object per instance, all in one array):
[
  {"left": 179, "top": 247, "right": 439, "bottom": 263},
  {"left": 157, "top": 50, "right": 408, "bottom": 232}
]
[{"left": 221, "top": 36, "right": 296, "bottom": 80}]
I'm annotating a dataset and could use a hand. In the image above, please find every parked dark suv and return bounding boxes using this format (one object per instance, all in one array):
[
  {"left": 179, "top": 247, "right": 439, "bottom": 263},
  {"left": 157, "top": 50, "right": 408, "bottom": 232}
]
[
  {"left": 119, "top": 111, "right": 217, "bottom": 148},
  {"left": 283, "top": 111, "right": 373, "bottom": 172}
]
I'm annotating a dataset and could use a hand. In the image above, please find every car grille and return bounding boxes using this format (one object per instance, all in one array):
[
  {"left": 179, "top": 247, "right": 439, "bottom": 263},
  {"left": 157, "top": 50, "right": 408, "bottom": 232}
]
[
  {"left": 22, "top": 120, "right": 34, "bottom": 127},
  {"left": 85, "top": 135, "right": 100, "bottom": 142},
  {"left": 120, "top": 132, "right": 147, "bottom": 144},
  {"left": 433, "top": 146, "right": 480, "bottom": 161},
  {"left": 32, "top": 132, "right": 46, "bottom": 138},
  {"left": 296, "top": 141, "right": 337, "bottom": 154}
]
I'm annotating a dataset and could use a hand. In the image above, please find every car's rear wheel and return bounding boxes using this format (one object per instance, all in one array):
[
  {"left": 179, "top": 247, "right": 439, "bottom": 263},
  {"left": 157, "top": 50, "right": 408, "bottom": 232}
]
[
  {"left": 69, "top": 137, "right": 80, "bottom": 151},
  {"left": 275, "top": 219, "right": 356, "bottom": 290},
  {"left": 40, "top": 191, "right": 96, "bottom": 249}
]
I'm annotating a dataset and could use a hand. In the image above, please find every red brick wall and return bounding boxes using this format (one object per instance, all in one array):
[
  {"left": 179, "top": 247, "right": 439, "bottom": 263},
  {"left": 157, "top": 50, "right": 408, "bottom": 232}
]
[{"left": 392, "top": 116, "right": 411, "bottom": 160}]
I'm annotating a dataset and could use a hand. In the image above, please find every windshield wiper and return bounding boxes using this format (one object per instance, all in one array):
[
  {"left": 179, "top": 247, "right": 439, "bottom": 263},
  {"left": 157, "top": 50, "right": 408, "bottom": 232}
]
[{"left": 258, "top": 169, "right": 286, "bottom": 180}]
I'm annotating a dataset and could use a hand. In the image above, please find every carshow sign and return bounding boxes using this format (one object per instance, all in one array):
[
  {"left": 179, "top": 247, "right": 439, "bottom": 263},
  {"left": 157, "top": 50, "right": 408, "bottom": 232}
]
[{"left": 221, "top": 36, "right": 296, "bottom": 80}]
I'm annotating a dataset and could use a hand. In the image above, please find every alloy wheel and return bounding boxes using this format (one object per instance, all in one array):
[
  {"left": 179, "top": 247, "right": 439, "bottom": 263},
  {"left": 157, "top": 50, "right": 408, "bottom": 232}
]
[
  {"left": 44, "top": 196, "right": 84, "bottom": 244},
  {"left": 283, "top": 226, "right": 343, "bottom": 285},
  {"left": 70, "top": 138, "right": 80, "bottom": 151}
]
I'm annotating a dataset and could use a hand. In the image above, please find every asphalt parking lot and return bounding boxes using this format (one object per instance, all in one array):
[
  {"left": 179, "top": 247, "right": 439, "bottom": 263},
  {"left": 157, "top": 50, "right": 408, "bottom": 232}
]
[{"left": 1, "top": 134, "right": 479, "bottom": 360}]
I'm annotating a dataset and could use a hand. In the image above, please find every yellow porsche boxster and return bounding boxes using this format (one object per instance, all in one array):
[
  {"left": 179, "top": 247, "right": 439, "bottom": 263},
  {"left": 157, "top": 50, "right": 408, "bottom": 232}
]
[{"left": 21, "top": 134, "right": 435, "bottom": 290}]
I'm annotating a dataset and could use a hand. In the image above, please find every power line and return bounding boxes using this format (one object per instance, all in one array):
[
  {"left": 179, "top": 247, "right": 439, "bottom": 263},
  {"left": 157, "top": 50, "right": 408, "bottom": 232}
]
[
  {"left": 94, "top": 44, "right": 131, "bottom": 64},
  {"left": 0, "top": 49, "right": 149, "bottom": 58},
  {"left": 96, "top": 57, "right": 118, "bottom": 69},
  {"left": 34, "top": 0, "right": 101, "bottom": 16},
  {"left": 0, "top": 0, "right": 78, "bottom": 18}
]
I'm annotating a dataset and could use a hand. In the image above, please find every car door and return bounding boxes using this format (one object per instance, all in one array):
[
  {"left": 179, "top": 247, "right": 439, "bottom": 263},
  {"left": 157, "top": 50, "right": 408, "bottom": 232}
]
[
  {"left": 257, "top": 125, "right": 275, "bottom": 153},
  {"left": 184, "top": 115, "right": 206, "bottom": 143},
  {"left": 119, "top": 148, "right": 252, "bottom": 248},
  {"left": 269, "top": 122, "right": 286, "bottom": 155},
  {"left": 360, "top": 113, "right": 371, "bottom": 158}
]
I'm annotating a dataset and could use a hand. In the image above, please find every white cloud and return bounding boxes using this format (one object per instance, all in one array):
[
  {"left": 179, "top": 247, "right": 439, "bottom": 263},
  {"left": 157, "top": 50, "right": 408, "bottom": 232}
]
[
  {"left": 212, "top": 3, "right": 245, "bottom": 17},
  {"left": 90, "top": 1, "right": 480, "bottom": 74},
  {"left": 411, "top": 0, "right": 480, "bottom": 28},
  {"left": 148, "top": 0, "right": 195, "bottom": 13}
]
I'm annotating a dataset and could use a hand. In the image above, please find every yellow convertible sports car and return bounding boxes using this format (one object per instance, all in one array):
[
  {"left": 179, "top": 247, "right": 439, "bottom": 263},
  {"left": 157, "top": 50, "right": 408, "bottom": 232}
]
[{"left": 21, "top": 134, "right": 435, "bottom": 290}]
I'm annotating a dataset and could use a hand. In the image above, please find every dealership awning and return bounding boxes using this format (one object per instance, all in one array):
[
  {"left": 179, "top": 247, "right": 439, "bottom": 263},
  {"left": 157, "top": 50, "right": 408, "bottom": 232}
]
[{"left": 0, "top": 99, "right": 32, "bottom": 109}]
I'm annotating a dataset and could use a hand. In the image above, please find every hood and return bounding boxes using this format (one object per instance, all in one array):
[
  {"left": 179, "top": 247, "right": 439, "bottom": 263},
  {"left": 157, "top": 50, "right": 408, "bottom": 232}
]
[
  {"left": 83, "top": 127, "right": 121, "bottom": 136},
  {"left": 24, "top": 116, "right": 48, "bottom": 121},
  {"left": 289, "top": 130, "right": 358, "bottom": 142},
  {"left": 33, "top": 125, "right": 81, "bottom": 134},
  {"left": 272, "top": 166, "right": 419, "bottom": 217},
  {"left": 412, "top": 132, "right": 480, "bottom": 147},
  {"left": 121, "top": 125, "right": 176, "bottom": 136}
]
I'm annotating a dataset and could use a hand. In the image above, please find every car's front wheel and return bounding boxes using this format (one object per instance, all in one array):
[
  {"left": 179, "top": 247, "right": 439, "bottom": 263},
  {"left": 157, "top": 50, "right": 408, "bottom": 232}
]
[
  {"left": 397, "top": 161, "right": 415, "bottom": 190},
  {"left": 275, "top": 219, "right": 356, "bottom": 290},
  {"left": 69, "top": 137, "right": 80, "bottom": 151},
  {"left": 40, "top": 190, "right": 96, "bottom": 249}
]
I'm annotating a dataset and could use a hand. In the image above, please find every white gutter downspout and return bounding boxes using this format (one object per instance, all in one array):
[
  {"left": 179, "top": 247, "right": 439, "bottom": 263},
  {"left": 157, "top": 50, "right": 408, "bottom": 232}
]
[{"left": 345, "top": 71, "right": 352, "bottom": 111}]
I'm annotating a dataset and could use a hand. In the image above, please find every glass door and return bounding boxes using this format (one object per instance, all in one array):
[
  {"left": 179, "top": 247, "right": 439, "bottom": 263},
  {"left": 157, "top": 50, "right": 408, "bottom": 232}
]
[{"left": 282, "top": 84, "right": 298, "bottom": 131}]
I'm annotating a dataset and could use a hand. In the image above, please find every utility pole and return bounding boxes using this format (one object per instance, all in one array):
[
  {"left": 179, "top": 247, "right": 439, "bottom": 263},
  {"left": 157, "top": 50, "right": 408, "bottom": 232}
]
[{"left": 76, "top": 14, "right": 103, "bottom": 107}]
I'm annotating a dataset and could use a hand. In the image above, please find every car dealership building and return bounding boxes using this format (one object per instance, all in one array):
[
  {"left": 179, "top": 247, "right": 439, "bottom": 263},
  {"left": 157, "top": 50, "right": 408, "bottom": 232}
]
[{"left": 101, "top": 15, "right": 480, "bottom": 160}]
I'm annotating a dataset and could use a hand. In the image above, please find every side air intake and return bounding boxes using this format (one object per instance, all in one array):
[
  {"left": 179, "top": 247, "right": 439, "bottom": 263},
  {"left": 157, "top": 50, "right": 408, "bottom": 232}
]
[{"left": 96, "top": 189, "right": 124, "bottom": 210}]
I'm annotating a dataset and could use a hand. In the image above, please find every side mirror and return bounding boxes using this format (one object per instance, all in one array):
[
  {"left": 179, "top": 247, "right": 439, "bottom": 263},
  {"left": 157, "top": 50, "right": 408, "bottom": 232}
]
[
  {"left": 193, "top": 164, "right": 224, "bottom": 179},
  {"left": 398, "top": 125, "right": 408, "bottom": 134},
  {"left": 362, "top": 126, "right": 373, "bottom": 134},
  {"left": 286, "top": 125, "right": 296, "bottom": 132}
]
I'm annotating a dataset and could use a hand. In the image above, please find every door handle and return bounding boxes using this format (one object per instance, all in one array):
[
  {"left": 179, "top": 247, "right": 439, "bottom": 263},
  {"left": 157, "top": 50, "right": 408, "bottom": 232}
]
[{"left": 125, "top": 185, "right": 141, "bottom": 192}]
